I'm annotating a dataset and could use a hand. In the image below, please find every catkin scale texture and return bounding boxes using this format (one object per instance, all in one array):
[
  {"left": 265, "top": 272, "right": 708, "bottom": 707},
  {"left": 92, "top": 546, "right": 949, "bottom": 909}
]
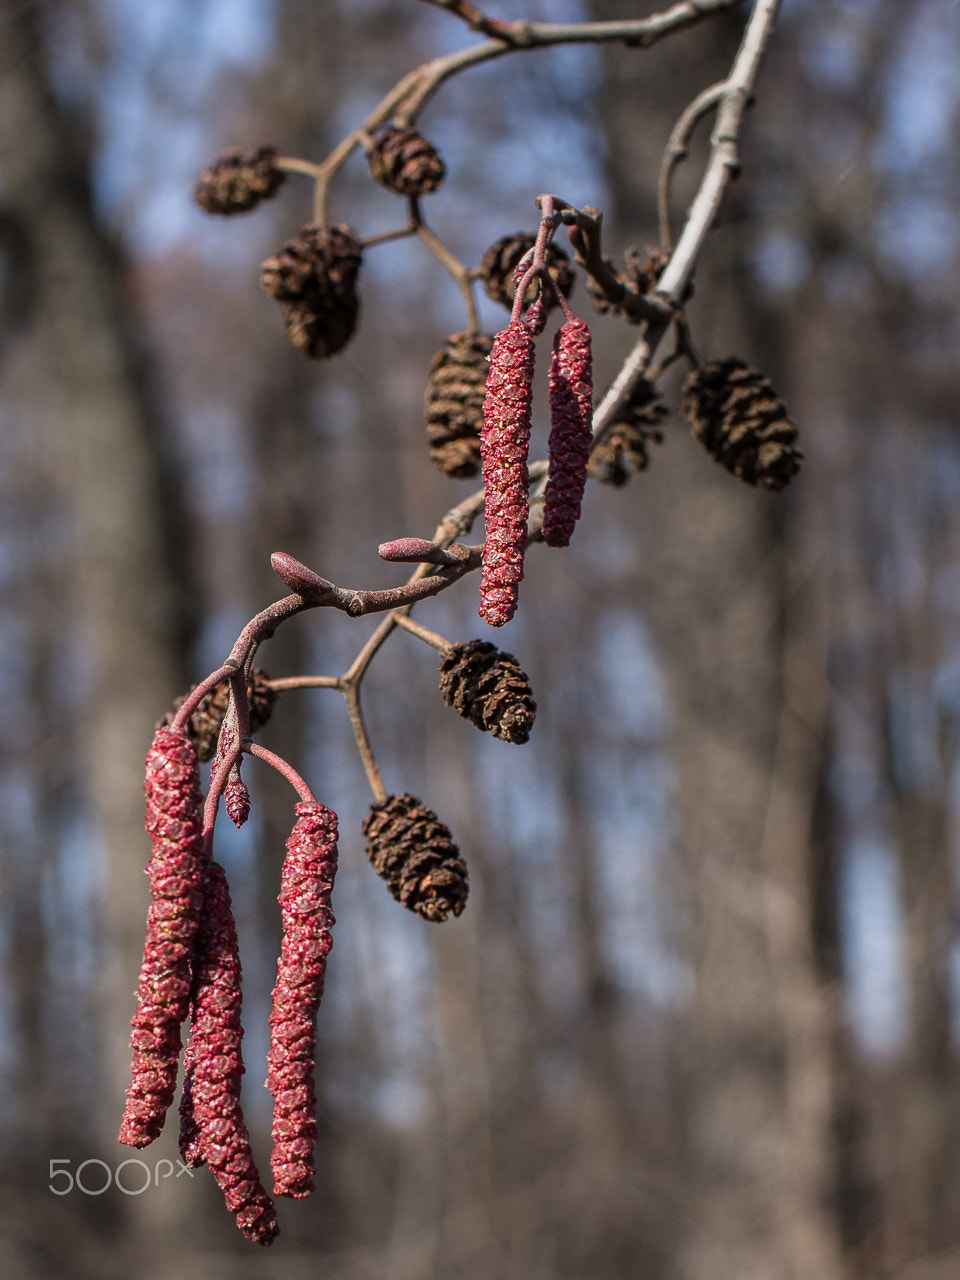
[
  {"left": 479, "top": 321, "right": 535, "bottom": 626},
  {"left": 178, "top": 859, "right": 279, "bottom": 1245},
  {"left": 542, "top": 318, "right": 593, "bottom": 547},
  {"left": 119, "top": 728, "right": 205, "bottom": 1149},
  {"left": 266, "top": 803, "right": 338, "bottom": 1198}
]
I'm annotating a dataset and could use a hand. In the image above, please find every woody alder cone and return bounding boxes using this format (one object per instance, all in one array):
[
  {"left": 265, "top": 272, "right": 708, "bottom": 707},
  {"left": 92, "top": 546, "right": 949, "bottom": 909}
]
[
  {"left": 367, "top": 125, "right": 446, "bottom": 196},
  {"left": 425, "top": 331, "right": 494, "bottom": 477},
  {"left": 439, "top": 639, "right": 536, "bottom": 744},
  {"left": 194, "top": 146, "right": 285, "bottom": 214},
  {"left": 162, "top": 669, "right": 277, "bottom": 763},
  {"left": 681, "top": 358, "right": 803, "bottom": 491},
  {"left": 260, "top": 224, "right": 362, "bottom": 359},
  {"left": 588, "top": 381, "right": 666, "bottom": 487},
  {"left": 480, "top": 232, "right": 574, "bottom": 310},
  {"left": 362, "top": 795, "right": 468, "bottom": 922}
]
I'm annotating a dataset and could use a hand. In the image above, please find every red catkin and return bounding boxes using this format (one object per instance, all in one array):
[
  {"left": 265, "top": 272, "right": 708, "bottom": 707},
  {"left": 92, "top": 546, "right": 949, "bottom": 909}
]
[
  {"left": 266, "top": 802, "right": 339, "bottom": 1198},
  {"left": 119, "top": 727, "right": 205, "bottom": 1148},
  {"left": 479, "top": 320, "right": 535, "bottom": 626},
  {"left": 542, "top": 317, "right": 593, "bottom": 548},
  {"left": 179, "top": 858, "right": 279, "bottom": 1245}
]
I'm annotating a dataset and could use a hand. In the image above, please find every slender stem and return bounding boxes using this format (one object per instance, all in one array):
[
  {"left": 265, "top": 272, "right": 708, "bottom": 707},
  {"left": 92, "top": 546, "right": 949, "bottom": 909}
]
[
  {"left": 414, "top": 212, "right": 479, "bottom": 332},
  {"left": 656, "top": 0, "right": 782, "bottom": 307},
  {"left": 362, "top": 221, "right": 418, "bottom": 249},
  {"left": 343, "top": 685, "right": 387, "bottom": 804},
  {"left": 264, "top": 675, "right": 343, "bottom": 692},
  {"left": 171, "top": 660, "right": 240, "bottom": 735},
  {"left": 394, "top": 614, "right": 453, "bottom": 654},
  {"left": 274, "top": 155, "right": 324, "bottom": 180},
  {"left": 657, "top": 81, "right": 727, "bottom": 250},
  {"left": 246, "top": 742, "right": 317, "bottom": 804}
]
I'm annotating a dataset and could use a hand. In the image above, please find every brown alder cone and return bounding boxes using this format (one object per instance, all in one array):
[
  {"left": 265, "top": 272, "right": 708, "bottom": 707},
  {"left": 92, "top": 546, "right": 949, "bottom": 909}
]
[
  {"left": 682, "top": 358, "right": 803, "bottom": 490},
  {"left": 438, "top": 639, "right": 536, "bottom": 744},
  {"left": 194, "top": 146, "right": 285, "bottom": 214},
  {"left": 178, "top": 859, "right": 279, "bottom": 1245},
  {"left": 542, "top": 317, "right": 594, "bottom": 547},
  {"left": 479, "top": 320, "right": 535, "bottom": 627},
  {"left": 160, "top": 670, "right": 277, "bottom": 763},
  {"left": 479, "top": 232, "right": 573, "bottom": 310},
  {"left": 367, "top": 125, "right": 446, "bottom": 195},
  {"left": 588, "top": 381, "right": 666, "bottom": 486},
  {"left": 266, "top": 802, "right": 338, "bottom": 1199},
  {"left": 119, "top": 727, "right": 205, "bottom": 1148},
  {"left": 260, "top": 224, "right": 363, "bottom": 359},
  {"left": 362, "top": 795, "right": 468, "bottom": 922},
  {"left": 424, "top": 331, "right": 494, "bottom": 478}
]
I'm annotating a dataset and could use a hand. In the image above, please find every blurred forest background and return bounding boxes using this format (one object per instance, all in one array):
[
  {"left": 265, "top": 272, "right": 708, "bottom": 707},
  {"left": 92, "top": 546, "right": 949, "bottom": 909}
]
[{"left": 1, "top": 0, "right": 959, "bottom": 1276}]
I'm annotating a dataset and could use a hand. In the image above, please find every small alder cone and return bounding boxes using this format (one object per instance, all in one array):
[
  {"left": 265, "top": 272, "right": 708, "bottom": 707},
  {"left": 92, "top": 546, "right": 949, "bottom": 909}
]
[
  {"left": 367, "top": 124, "right": 446, "bottom": 196},
  {"left": 681, "top": 358, "right": 803, "bottom": 491},
  {"left": 424, "top": 330, "right": 494, "bottom": 478},
  {"left": 267, "top": 802, "right": 338, "bottom": 1199},
  {"left": 438, "top": 639, "right": 536, "bottom": 744},
  {"left": 585, "top": 246, "right": 669, "bottom": 321},
  {"left": 480, "top": 232, "right": 573, "bottom": 310},
  {"left": 588, "top": 381, "right": 667, "bottom": 486},
  {"left": 179, "top": 859, "right": 279, "bottom": 1245},
  {"left": 119, "top": 728, "right": 205, "bottom": 1149},
  {"left": 194, "top": 146, "right": 285, "bottom": 215},
  {"left": 479, "top": 321, "right": 535, "bottom": 627},
  {"left": 161, "top": 670, "right": 277, "bottom": 763},
  {"left": 362, "top": 794, "right": 468, "bottom": 922},
  {"left": 260, "top": 224, "right": 363, "bottom": 359},
  {"left": 542, "top": 318, "right": 594, "bottom": 548}
]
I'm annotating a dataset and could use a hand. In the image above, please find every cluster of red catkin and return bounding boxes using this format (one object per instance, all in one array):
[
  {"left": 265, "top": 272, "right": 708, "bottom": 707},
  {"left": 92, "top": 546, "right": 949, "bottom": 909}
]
[
  {"left": 479, "top": 274, "right": 594, "bottom": 627},
  {"left": 119, "top": 726, "right": 339, "bottom": 1246}
]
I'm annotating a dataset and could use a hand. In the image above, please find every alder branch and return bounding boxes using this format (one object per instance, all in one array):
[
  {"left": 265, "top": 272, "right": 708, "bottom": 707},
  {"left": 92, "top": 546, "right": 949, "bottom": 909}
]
[{"left": 657, "top": 80, "right": 728, "bottom": 250}]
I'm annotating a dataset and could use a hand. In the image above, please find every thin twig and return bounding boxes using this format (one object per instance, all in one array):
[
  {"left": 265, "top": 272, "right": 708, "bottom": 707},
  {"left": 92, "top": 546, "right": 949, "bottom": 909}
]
[
  {"left": 657, "top": 81, "right": 727, "bottom": 250},
  {"left": 394, "top": 614, "right": 453, "bottom": 655}
]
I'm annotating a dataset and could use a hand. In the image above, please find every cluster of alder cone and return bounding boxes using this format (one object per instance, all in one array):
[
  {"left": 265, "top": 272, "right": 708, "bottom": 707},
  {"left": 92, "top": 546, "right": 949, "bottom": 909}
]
[{"left": 119, "top": 125, "right": 804, "bottom": 1245}]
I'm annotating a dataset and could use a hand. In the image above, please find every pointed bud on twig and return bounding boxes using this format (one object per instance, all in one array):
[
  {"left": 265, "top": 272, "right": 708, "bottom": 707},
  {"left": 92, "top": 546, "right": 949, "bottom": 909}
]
[
  {"left": 378, "top": 537, "right": 469, "bottom": 566},
  {"left": 479, "top": 321, "right": 535, "bottom": 627},
  {"left": 266, "top": 803, "right": 338, "bottom": 1199},
  {"left": 542, "top": 317, "right": 593, "bottom": 547},
  {"left": 271, "top": 552, "right": 337, "bottom": 602}
]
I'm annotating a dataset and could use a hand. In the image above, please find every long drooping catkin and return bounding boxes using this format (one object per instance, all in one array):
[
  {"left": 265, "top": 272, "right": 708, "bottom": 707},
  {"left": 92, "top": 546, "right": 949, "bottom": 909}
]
[
  {"left": 479, "top": 320, "right": 535, "bottom": 627},
  {"left": 179, "top": 859, "right": 279, "bottom": 1245},
  {"left": 266, "top": 803, "right": 339, "bottom": 1198},
  {"left": 119, "top": 727, "right": 205, "bottom": 1149},
  {"left": 542, "top": 317, "right": 593, "bottom": 547}
]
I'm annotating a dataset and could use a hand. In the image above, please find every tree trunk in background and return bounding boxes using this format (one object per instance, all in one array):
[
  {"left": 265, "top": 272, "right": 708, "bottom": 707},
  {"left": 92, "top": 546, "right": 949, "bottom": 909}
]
[
  {"left": 0, "top": 1, "right": 194, "bottom": 1143},
  {"left": 593, "top": 9, "right": 844, "bottom": 1276}
]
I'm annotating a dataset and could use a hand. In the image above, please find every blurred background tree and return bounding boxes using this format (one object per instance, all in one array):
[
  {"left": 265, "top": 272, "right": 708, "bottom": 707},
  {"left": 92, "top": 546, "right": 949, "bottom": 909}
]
[{"left": 1, "top": 0, "right": 958, "bottom": 1275}]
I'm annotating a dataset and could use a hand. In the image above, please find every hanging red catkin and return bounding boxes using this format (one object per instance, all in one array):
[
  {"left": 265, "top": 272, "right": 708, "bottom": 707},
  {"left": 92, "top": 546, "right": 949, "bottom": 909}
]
[
  {"left": 179, "top": 858, "right": 279, "bottom": 1245},
  {"left": 479, "top": 320, "right": 536, "bottom": 626},
  {"left": 119, "top": 727, "right": 205, "bottom": 1148},
  {"left": 266, "top": 802, "right": 339, "bottom": 1198},
  {"left": 542, "top": 317, "right": 593, "bottom": 548}
]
